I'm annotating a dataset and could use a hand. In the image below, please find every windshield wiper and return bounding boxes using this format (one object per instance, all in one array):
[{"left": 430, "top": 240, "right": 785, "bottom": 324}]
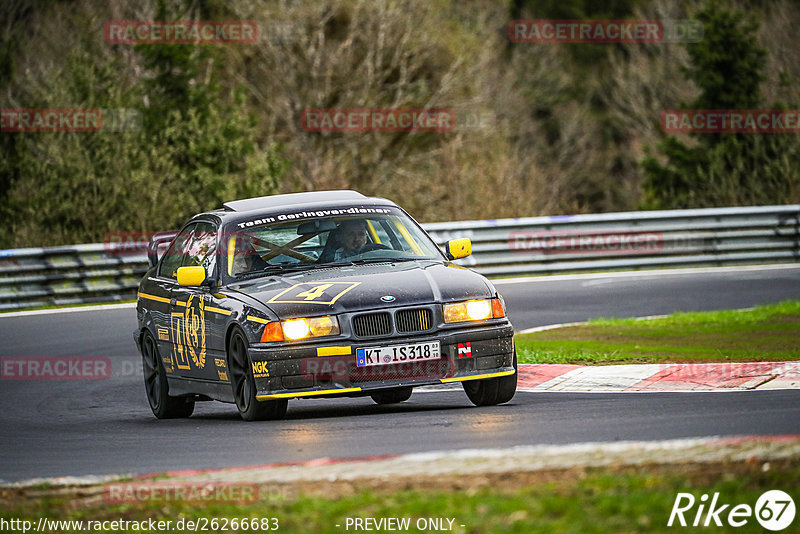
[
  {"left": 324, "top": 257, "right": 419, "bottom": 267},
  {"left": 235, "top": 263, "right": 316, "bottom": 279},
  {"left": 262, "top": 263, "right": 318, "bottom": 273},
  {"left": 236, "top": 257, "right": 424, "bottom": 279}
]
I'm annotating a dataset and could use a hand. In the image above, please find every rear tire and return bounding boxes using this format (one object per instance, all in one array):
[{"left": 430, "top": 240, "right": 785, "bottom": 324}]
[
  {"left": 141, "top": 330, "right": 195, "bottom": 419},
  {"left": 463, "top": 352, "right": 517, "bottom": 406},
  {"left": 370, "top": 387, "right": 413, "bottom": 405},
  {"left": 227, "top": 328, "right": 287, "bottom": 421}
]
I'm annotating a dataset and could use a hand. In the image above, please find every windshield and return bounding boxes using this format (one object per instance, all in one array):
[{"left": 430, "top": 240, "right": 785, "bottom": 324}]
[{"left": 223, "top": 208, "right": 443, "bottom": 280}]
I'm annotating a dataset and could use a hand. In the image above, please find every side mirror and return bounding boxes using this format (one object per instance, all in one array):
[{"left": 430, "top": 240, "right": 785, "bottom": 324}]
[
  {"left": 177, "top": 266, "right": 207, "bottom": 287},
  {"left": 445, "top": 238, "right": 472, "bottom": 260}
]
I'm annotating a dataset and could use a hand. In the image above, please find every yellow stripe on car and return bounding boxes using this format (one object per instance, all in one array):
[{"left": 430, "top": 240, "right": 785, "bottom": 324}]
[
  {"left": 316, "top": 346, "right": 351, "bottom": 357},
  {"left": 257, "top": 387, "right": 362, "bottom": 400},
  {"left": 440, "top": 370, "right": 516, "bottom": 383},
  {"left": 137, "top": 292, "right": 170, "bottom": 304},
  {"left": 139, "top": 292, "right": 230, "bottom": 316}
]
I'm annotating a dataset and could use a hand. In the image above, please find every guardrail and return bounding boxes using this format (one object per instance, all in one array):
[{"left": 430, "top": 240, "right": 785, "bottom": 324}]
[{"left": 1, "top": 205, "right": 798, "bottom": 311}]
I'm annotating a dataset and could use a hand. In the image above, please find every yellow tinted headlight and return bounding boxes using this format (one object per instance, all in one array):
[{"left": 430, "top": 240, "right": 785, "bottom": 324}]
[
  {"left": 308, "top": 315, "right": 336, "bottom": 337},
  {"left": 280, "top": 316, "right": 340, "bottom": 341},
  {"left": 443, "top": 298, "right": 504, "bottom": 324}
]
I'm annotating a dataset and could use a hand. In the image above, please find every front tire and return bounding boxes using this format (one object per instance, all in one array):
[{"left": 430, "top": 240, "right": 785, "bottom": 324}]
[
  {"left": 141, "top": 330, "right": 194, "bottom": 419},
  {"left": 227, "top": 328, "right": 287, "bottom": 421},
  {"left": 370, "top": 387, "right": 413, "bottom": 405},
  {"left": 463, "top": 352, "right": 517, "bottom": 406}
]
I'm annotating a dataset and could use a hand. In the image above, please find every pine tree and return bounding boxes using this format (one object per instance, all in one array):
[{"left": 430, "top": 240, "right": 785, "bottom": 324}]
[{"left": 641, "top": 1, "right": 799, "bottom": 209}]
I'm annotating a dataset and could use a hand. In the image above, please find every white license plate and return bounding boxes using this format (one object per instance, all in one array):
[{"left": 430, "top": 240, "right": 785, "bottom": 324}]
[{"left": 356, "top": 341, "right": 441, "bottom": 367}]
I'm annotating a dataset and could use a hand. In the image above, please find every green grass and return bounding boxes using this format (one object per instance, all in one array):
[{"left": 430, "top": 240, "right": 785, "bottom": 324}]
[
  {"left": 515, "top": 300, "right": 800, "bottom": 365},
  {"left": 2, "top": 461, "right": 797, "bottom": 533}
]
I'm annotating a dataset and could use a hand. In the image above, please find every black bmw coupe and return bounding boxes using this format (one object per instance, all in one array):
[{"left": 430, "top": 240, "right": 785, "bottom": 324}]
[{"left": 134, "top": 190, "right": 516, "bottom": 420}]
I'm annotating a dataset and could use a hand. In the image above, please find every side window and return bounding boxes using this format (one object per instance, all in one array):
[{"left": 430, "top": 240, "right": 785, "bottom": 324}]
[
  {"left": 181, "top": 223, "right": 217, "bottom": 271},
  {"left": 158, "top": 222, "right": 217, "bottom": 279},
  {"left": 158, "top": 224, "right": 196, "bottom": 279}
]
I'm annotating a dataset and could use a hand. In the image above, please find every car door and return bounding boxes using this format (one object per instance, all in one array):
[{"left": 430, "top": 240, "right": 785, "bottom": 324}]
[
  {"left": 151, "top": 223, "right": 199, "bottom": 373},
  {"left": 165, "top": 221, "right": 220, "bottom": 381}
]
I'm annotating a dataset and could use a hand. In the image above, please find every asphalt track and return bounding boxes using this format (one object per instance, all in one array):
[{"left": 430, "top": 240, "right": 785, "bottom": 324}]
[{"left": 1, "top": 264, "right": 799, "bottom": 483}]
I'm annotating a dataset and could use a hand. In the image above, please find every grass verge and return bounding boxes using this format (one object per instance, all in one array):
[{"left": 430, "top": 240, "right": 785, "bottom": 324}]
[
  {"left": 2, "top": 460, "right": 797, "bottom": 533},
  {"left": 515, "top": 300, "right": 800, "bottom": 365}
]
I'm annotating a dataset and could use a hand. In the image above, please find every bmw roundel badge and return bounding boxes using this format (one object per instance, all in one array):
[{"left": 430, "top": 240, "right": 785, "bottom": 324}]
[{"left": 381, "top": 295, "right": 396, "bottom": 302}]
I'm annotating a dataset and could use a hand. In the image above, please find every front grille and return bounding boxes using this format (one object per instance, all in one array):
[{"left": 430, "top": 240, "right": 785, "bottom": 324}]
[
  {"left": 396, "top": 308, "right": 433, "bottom": 333},
  {"left": 352, "top": 312, "right": 392, "bottom": 337}
]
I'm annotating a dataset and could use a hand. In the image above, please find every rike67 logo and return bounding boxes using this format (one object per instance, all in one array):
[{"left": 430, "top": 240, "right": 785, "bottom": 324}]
[{"left": 668, "top": 490, "right": 795, "bottom": 531}]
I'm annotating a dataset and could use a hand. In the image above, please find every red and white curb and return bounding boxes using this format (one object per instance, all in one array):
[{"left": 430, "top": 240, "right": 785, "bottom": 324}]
[
  {"left": 515, "top": 310, "right": 800, "bottom": 392},
  {"left": 517, "top": 362, "right": 800, "bottom": 392}
]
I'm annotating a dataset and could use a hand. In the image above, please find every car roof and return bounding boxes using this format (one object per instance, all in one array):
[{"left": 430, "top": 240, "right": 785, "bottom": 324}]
[
  {"left": 222, "top": 190, "right": 368, "bottom": 212},
  {"left": 191, "top": 190, "right": 401, "bottom": 227}
]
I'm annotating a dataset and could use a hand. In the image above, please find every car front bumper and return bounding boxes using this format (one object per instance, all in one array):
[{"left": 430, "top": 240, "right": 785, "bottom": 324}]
[{"left": 246, "top": 323, "right": 515, "bottom": 400}]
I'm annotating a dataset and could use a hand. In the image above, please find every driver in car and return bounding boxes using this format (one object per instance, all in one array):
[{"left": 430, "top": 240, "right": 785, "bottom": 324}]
[
  {"left": 333, "top": 219, "right": 369, "bottom": 260},
  {"left": 231, "top": 234, "right": 268, "bottom": 275}
]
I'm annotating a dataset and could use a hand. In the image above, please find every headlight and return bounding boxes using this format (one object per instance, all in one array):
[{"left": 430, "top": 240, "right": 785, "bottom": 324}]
[
  {"left": 282, "top": 319, "right": 310, "bottom": 340},
  {"left": 260, "top": 316, "right": 340, "bottom": 342},
  {"left": 443, "top": 298, "right": 505, "bottom": 324}
]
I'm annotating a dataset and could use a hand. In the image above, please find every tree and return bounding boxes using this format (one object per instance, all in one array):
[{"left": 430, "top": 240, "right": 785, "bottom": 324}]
[
  {"left": 1, "top": 0, "right": 287, "bottom": 246},
  {"left": 641, "top": 1, "right": 799, "bottom": 209}
]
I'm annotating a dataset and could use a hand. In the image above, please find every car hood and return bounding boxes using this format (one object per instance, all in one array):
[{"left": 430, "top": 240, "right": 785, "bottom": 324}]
[{"left": 227, "top": 261, "right": 494, "bottom": 318}]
